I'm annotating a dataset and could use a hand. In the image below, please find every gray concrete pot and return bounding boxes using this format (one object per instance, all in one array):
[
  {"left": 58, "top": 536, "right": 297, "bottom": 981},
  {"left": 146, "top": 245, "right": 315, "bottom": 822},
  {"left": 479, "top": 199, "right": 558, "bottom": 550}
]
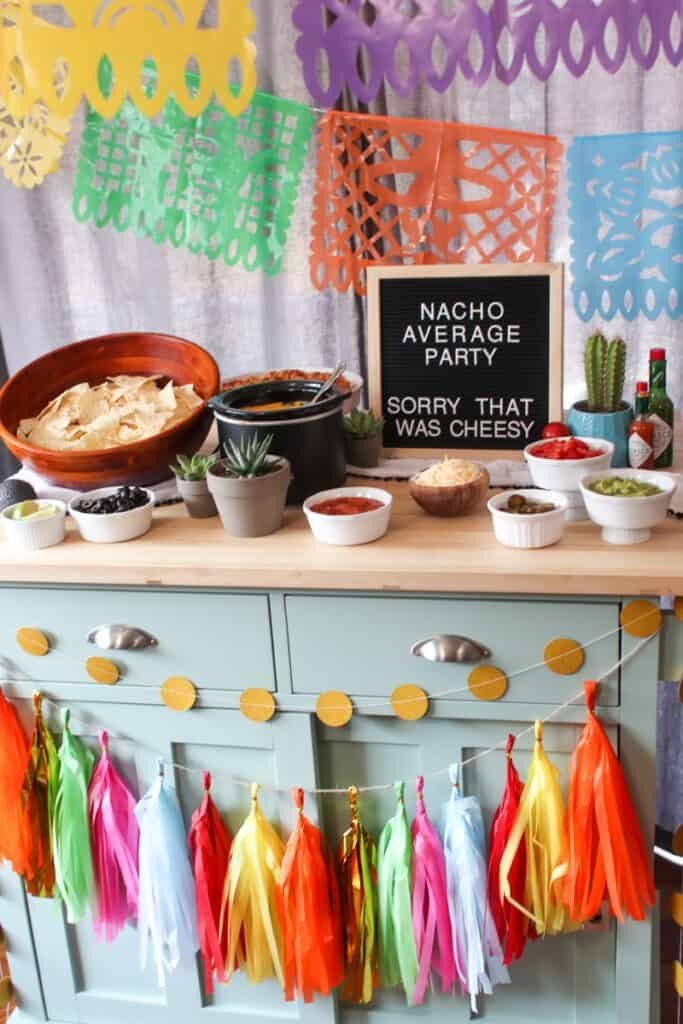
[
  {"left": 176, "top": 477, "right": 217, "bottom": 518},
  {"left": 344, "top": 433, "right": 382, "bottom": 468},
  {"left": 207, "top": 457, "right": 291, "bottom": 537}
]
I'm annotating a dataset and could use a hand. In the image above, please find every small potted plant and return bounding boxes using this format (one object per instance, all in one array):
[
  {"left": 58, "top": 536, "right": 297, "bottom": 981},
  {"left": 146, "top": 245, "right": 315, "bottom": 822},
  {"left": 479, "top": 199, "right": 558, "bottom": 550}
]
[
  {"left": 207, "top": 433, "right": 291, "bottom": 538},
  {"left": 170, "top": 452, "right": 219, "bottom": 518},
  {"left": 567, "top": 333, "right": 633, "bottom": 467},
  {"left": 343, "top": 408, "right": 384, "bottom": 468}
]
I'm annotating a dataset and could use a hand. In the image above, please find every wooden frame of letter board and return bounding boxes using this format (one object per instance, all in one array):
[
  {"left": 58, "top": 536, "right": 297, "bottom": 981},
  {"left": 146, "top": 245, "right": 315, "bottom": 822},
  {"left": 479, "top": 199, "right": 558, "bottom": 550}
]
[{"left": 367, "top": 262, "right": 564, "bottom": 460}]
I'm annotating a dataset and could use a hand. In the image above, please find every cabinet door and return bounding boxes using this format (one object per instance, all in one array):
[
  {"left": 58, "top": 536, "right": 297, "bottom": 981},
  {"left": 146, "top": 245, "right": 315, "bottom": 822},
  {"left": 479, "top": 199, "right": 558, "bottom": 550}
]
[
  {"left": 316, "top": 714, "right": 618, "bottom": 1024},
  {"left": 25, "top": 702, "right": 334, "bottom": 1024}
]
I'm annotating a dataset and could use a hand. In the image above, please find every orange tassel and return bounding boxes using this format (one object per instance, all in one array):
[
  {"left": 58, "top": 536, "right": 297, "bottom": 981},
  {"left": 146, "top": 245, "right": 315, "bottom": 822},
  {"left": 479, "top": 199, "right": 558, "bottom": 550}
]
[
  {"left": 277, "top": 788, "right": 344, "bottom": 1003},
  {"left": 0, "top": 689, "right": 29, "bottom": 872},
  {"left": 564, "top": 681, "right": 655, "bottom": 923}
]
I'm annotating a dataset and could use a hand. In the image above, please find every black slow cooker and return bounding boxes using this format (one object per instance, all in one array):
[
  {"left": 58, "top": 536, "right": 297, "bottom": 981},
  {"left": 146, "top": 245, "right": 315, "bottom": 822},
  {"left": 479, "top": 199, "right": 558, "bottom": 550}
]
[{"left": 209, "top": 380, "right": 346, "bottom": 504}]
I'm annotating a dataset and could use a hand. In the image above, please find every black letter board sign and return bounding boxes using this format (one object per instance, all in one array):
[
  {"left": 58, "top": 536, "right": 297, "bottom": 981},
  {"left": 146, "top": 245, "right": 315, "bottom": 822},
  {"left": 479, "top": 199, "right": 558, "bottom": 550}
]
[{"left": 367, "top": 264, "right": 563, "bottom": 458}]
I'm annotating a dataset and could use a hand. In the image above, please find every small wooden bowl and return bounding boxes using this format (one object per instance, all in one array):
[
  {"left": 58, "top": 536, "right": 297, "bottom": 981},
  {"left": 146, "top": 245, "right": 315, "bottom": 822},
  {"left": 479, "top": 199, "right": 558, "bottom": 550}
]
[
  {"left": 409, "top": 467, "right": 490, "bottom": 517},
  {"left": 0, "top": 333, "right": 220, "bottom": 490}
]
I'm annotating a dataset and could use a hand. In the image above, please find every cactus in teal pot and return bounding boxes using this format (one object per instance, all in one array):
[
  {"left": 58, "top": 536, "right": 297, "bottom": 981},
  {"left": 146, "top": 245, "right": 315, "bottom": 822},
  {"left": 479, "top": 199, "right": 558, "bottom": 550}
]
[
  {"left": 570, "top": 332, "right": 632, "bottom": 468},
  {"left": 603, "top": 337, "right": 626, "bottom": 412},
  {"left": 584, "top": 333, "right": 607, "bottom": 412}
]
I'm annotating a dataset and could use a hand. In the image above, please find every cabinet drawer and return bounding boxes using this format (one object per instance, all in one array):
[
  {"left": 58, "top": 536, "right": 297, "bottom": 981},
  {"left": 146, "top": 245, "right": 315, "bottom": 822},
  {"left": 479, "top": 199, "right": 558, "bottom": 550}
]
[
  {"left": 0, "top": 586, "right": 276, "bottom": 692},
  {"left": 286, "top": 594, "right": 620, "bottom": 705}
]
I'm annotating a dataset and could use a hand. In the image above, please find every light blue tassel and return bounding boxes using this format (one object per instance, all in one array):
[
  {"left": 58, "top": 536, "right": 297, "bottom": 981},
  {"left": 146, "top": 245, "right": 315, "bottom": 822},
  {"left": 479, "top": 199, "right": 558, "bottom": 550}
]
[
  {"left": 135, "top": 761, "right": 199, "bottom": 986},
  {"left": 440, "top": 764, "right": 509, "bottom": 1013}
]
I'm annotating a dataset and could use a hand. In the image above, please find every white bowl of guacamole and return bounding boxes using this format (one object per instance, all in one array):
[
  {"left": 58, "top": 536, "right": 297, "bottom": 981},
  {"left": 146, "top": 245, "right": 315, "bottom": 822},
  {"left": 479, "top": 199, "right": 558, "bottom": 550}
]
[{"left": 579, "top": 468, "right": 676, "bottom": 545}]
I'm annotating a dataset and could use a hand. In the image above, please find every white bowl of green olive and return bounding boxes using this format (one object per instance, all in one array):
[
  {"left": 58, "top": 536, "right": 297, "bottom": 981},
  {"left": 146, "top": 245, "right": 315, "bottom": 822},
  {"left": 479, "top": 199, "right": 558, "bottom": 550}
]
[
  {"left": 579, "top": 469, "right": 676, "bottom": 545},
  {"left": 487, "top": 489, "right": 569, "bottom": 549}
]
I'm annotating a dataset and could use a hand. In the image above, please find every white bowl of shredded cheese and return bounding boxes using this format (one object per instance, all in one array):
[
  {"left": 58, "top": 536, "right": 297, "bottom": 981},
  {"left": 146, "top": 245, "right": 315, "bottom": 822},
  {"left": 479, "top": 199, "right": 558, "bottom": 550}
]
[{"left": 409, "top": 459, "right": 490, "bottom": 517}]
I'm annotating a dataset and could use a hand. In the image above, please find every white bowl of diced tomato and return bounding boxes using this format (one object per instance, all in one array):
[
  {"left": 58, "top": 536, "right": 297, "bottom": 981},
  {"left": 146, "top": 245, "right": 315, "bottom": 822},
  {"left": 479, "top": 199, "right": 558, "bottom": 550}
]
[{"left": 524, "top": 436, "right": 614, "bottom": 519}]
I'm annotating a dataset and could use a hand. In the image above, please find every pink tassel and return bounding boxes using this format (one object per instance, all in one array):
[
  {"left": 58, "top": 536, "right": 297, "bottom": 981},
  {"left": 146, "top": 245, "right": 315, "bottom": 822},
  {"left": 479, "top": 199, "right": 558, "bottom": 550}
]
[
  {"left": 88, "top": 730, "right": 140, "bottom": 941},
  {"left": 411, "top": 776, "right": 456, "bottom": 1004}
]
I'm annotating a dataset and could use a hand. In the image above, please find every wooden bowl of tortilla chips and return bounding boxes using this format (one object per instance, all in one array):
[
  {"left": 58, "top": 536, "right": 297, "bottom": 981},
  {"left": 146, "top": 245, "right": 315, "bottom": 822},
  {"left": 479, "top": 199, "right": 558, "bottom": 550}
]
[{"left": 0, "top": 333, "right": 220, "bottom": 490}]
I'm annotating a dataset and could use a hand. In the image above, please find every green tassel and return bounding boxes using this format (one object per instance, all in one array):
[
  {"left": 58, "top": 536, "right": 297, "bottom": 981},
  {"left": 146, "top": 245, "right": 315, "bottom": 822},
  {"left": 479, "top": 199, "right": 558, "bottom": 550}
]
[
  {"left": 377, "top": 782, "right": 418, "bottom": 1001},
  {"left": 53, "top": 710, "right": 94, "bottom": 922}
]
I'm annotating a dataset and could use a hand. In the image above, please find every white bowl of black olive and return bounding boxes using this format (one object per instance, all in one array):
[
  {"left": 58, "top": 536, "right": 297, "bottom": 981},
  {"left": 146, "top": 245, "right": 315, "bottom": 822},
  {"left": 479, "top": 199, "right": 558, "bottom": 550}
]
[
  {"left": 68, "top": 486, "right": 154, "bottom": 543},
  {"left": 488, "top": 489, "right": 569, "bottom": 549}
]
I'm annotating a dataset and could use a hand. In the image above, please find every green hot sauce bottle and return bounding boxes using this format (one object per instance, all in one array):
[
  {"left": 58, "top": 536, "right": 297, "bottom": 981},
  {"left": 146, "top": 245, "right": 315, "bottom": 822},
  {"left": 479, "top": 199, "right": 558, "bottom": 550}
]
[{"left": 648, "top": 348, "right": 674, "bottom": 468}]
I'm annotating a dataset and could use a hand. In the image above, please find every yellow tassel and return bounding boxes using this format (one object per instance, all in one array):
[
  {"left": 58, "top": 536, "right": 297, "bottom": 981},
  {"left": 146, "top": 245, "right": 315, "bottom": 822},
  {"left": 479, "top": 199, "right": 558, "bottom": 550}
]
[
  {"left": 499, "top": 722, "right": 574, "bottom": 936},
  {"left": 221, "top": 783, "right": 285, "bottom": 985}
]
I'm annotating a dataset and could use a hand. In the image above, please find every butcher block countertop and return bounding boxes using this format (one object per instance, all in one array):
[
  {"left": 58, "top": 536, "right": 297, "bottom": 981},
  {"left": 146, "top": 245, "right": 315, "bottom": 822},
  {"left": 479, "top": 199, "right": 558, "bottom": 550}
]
[{"left": 0, "top": 482, "right": 681, "bottom": 596}]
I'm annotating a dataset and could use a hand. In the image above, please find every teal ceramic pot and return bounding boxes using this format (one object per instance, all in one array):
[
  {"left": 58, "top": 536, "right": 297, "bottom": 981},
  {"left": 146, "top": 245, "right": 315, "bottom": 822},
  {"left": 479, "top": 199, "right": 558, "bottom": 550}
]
[{"left": 566, "top": 402, "right": 633, "bottom": 468}]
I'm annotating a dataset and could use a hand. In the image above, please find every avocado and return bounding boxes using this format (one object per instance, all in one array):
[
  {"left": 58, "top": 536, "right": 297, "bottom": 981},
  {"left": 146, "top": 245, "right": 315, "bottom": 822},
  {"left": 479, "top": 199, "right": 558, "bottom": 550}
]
[{"left": 0, "top": 478, "right": 37, "bottom": 514}]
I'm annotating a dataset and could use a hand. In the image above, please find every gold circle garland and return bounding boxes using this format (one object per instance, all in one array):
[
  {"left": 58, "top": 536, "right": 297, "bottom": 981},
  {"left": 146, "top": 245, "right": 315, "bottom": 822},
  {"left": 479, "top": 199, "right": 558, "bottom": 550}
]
[
  {"left": 316, "top": 691, "right": 353, "bottom": 728},
  {"left": 85, "top": 656, "right": 119, "bottom": 685},
  {"left": 16, "top": 627, "right": 49, "bottom": 656},
  {"left": 620, "top": 599, "right": 662, "bottom": 638},
  {"left": 240, "top": 688, "right": 276, "bottom": 723},
  {"left": 391, "top": 684, "right": 429, "bottom": 721},
  {"left": 467, "top": 665, "right": 508, "bottom": 702},
  {"left": 543, "top": 637, "right": 585, "bottom": 676},
  {"left": 161, "top": 676, "right": 197, "bottom": 712}
]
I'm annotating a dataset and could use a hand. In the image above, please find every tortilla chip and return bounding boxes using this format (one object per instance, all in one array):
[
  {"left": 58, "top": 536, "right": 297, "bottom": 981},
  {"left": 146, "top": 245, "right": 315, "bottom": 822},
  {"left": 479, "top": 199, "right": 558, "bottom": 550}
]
[{"left": 17, "top": 375, "right": 201, "bottom": 452}]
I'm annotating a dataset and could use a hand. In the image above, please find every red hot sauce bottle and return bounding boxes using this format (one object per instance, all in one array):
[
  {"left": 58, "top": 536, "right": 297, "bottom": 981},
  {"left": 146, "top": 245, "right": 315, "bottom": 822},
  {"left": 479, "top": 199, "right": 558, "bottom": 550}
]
[{"left": 628, "top": 382, "right": 655, "bottom": 470}]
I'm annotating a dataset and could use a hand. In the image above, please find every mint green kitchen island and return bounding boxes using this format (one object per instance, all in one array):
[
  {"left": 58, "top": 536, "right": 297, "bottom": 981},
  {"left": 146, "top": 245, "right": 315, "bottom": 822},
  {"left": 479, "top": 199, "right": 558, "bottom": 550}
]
[{"left": 1, "top": 484, "right": 681, "bottom": 1024}]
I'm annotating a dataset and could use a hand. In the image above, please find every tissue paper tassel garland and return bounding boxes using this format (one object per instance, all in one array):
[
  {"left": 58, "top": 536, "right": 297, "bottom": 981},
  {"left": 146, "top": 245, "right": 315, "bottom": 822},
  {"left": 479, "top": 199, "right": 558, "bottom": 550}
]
[
  {"left": 499, "top": 721, "right": 572, "bottom": 936},
  {"left": 88, "top": 730, "right": 139, "bottom": 941},
  {"left": 277, "top": 788, "right": 344, "bottom": 1003},
  {"left": 188, "top": 772, "right": 232, "bottom": 995},
  {"left": 0, "top": 688, "right": 29, "bottom": 872},
  {"left": 564, "top": 681, "right": 655, "bottom": 923},
  {"left": 377, "top": 781, "right": 419, "bottom": 1001},
  {"left": 19, "top": 693, "right": 58, "bottom": 897},
  {"left": 338, "top": 786, "right": 378, "bottom": 1004},
  {"left": 221, "top": 782, "right": 285, "bottom": 985},
  {"left": 411, "top": 776, "right": 456, "bottom": 1004},
  {"left": 135, "top": 766, "right": 198, "bottom": 986},
  {"left": 53, "top": 709, "right": 95, "bottom": 922},
  {"left": 441, "top": 766, "right": 509, "bottom": 1011},
  {"left": 487, "top": 734, "right": 535, "bottom": 965}
]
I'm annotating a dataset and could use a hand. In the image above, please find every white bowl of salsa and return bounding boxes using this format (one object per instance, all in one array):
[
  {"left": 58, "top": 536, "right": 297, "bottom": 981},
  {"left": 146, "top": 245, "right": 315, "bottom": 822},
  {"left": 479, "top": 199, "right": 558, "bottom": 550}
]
[{"left": 303, "top": 487, "right": 392, "bottom": 546}]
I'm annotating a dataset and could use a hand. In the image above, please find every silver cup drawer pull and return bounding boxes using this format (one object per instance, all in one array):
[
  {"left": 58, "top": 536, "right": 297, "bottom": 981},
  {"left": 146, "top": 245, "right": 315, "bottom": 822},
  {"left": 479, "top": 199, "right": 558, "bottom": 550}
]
[
  {"left": 411, "top": 635, "right": 491, "bottom": 664},
  {"left": 87, "top": 625, "right": 159, "bottom": 651}
]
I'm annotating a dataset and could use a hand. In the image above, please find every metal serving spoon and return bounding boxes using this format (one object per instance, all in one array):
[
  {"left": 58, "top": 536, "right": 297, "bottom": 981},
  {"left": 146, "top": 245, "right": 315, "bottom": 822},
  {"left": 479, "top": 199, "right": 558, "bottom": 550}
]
[{"left": 309, "top": 361, "right": 347, "bottom": 405}]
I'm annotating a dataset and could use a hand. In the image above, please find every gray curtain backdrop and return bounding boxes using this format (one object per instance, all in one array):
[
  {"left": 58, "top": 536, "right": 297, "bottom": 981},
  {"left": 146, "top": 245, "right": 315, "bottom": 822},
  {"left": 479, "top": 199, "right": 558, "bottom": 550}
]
[
  {"left": 0, "top": 3, "right": 680, "bottom": 400},
  {"left": 0, "top": 4, "right": 680, "bottom": 828}
]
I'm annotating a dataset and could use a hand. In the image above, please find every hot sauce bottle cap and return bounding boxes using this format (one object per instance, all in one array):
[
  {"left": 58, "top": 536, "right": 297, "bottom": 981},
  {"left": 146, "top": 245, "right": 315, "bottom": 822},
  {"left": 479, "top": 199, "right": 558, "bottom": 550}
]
[
  {"left": 636, "top": 381, "right": 648, "bottom": 395},
  {"left": 650, "top": 348, "right": 666, "bottom": 361}
]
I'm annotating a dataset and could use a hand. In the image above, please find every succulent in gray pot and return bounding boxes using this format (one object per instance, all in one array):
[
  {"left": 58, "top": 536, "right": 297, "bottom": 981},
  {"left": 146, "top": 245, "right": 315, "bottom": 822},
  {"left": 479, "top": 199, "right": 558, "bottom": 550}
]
[
  {"left": 566, "top": 333, "right": 633, "bottom": 468},
  {"left": 207, "top": 433, "right": 291, "bottom": 538},
  {"left": 343, "top": 408, "right": 384, "bottom": 469},
  {"left": 170, "top": 452, "right": 219, "bottom": 518}
]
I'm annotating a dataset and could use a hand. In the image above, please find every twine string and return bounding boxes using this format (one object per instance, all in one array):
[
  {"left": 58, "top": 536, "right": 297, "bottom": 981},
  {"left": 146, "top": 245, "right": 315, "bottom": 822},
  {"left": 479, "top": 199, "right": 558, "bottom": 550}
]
[{"left": 7, "top": 631, "right": 655, "bottom": 797}]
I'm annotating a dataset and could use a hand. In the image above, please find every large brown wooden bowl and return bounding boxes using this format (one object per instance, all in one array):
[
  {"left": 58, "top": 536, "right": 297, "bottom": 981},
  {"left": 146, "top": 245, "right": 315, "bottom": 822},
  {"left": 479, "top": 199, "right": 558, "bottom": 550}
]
[{"left": 0, "top": 332, "right": 220, "bottom": 490}]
